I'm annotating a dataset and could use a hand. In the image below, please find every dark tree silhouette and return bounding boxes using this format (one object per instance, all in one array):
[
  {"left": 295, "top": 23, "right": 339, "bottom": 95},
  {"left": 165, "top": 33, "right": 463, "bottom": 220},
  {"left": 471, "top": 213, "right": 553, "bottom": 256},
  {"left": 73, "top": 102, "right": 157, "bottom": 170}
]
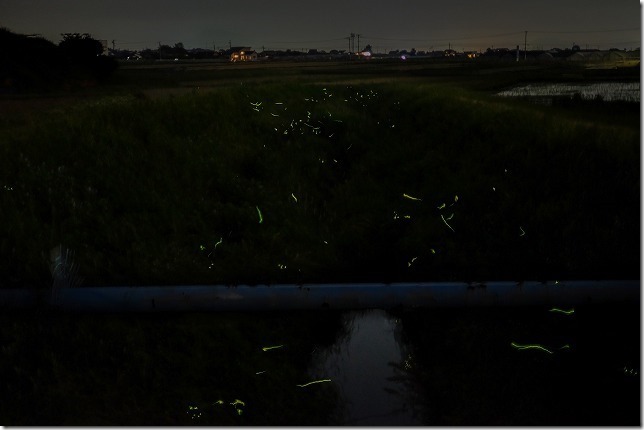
[
  {"left": 59, "top": 33, "right": 103, "bottom": 61},
  {"left": 58, "top": 32, "right": 117, "bottom": 81}
]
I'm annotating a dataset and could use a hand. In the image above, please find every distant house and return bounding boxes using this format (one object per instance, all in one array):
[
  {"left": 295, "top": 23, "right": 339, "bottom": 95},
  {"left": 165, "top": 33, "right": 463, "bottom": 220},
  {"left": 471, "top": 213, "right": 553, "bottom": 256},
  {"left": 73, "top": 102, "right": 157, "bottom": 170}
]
[{"left": 230, "top": 47, "right": 257, "bottom": 62}]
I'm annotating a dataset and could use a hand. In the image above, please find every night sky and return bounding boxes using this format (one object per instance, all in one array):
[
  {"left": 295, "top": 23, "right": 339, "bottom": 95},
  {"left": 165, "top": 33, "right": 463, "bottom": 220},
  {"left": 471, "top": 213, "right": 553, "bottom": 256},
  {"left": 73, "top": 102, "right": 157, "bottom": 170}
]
[{"left": 0, "top": 0, "right": 640, "bottom": 52}]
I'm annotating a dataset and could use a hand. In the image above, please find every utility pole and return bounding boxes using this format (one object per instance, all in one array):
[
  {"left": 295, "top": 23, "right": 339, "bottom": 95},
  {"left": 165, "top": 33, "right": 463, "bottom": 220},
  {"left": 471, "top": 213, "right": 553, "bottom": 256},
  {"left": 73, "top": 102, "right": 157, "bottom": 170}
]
[
  {"left": 356, "top": 34, "right": 361, "bottom": 52},
  {"left": 524, "top": 31, "right": 527, "bottom": 60},
  {"left": 229, "top": 40, "right": 231, "bottom": 50},
  {"left": 158, "top": 41, "right": 162, "bottom": 60}
]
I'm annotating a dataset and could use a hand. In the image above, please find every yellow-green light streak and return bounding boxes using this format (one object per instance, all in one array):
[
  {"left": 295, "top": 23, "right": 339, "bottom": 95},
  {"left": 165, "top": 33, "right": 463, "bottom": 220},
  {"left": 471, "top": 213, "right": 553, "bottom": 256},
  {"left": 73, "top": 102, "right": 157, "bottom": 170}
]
[
  {"left": 511, "top": 342, "right": 553, "bottom": 354},
  {"left": 549, "top": 307, "right": 574, "bottom": 315},
  {"left": 256, "top": 206, "right": 263, "bottom": 224},
  {"left": 403, "top": 193, "right": 422, "bottom": 201},
  {"left": 296, "top": 379, "right": 332, "bottom": 387},
  {"left": 262, "top": 345, "right": 284, "bottom": 351},
  {"left": 441, "top": 214, "right": 455, "bottom": 232}
]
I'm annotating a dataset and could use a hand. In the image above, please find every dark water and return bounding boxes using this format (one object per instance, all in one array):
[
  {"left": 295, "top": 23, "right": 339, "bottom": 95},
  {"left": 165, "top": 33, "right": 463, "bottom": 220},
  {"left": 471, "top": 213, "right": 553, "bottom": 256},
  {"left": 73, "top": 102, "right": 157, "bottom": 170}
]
[
  {"left": 308, "top": 303, "right": 640, "bottom": 426},
  {"left": 310, "top": 309, "right": 424, "bottom": 425}
]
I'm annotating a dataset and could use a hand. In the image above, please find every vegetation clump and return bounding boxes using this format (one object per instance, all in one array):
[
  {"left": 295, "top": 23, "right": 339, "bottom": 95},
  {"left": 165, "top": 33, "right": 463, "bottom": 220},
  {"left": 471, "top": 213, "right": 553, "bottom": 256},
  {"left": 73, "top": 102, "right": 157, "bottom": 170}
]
[{"left": 0, "top": 28, "right": 118, "bottom": 92}]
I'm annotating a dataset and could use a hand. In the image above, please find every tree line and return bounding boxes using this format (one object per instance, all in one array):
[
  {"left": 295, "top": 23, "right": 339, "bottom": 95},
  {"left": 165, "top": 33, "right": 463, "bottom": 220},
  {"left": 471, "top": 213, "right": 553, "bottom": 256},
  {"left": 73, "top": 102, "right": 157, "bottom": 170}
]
[{"left": 0, "top": 28, "right": 118, "bottom": 92}]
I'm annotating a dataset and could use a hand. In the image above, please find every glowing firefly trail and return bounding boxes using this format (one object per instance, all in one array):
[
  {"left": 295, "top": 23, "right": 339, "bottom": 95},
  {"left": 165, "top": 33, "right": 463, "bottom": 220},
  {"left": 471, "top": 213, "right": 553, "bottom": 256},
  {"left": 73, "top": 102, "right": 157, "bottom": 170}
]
[
  {"left": 262, "top": 345, "right": 284, "bottom": 351},
  {"left": 549, "top": 308, "right": 574, "bottom": 315},
  {"left": 403, "top": 193, "right": 422, "bottom": 201},
  {"left": 511, "top": 342, "right": 553, "bottom": 354},
  {"left": 296, "top": 379, "right": 332, "bottom": 387},
  {"left": 441, "top": 214, "right": 455, "bottom": 232}
]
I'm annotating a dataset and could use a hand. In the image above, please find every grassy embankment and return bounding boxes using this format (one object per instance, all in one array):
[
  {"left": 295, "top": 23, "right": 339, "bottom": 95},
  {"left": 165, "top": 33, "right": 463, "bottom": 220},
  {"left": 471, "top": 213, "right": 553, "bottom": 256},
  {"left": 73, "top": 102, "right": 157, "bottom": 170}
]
[{"left": 0, "top": 71, "right": 639, "bottom": 288}]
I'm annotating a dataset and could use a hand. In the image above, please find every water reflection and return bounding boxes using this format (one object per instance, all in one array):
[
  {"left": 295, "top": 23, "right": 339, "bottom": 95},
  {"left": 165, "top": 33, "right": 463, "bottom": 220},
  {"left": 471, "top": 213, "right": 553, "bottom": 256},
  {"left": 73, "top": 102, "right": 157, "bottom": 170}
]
[{"left": 310, "top": 309, "right": 424, "bottom": 425}]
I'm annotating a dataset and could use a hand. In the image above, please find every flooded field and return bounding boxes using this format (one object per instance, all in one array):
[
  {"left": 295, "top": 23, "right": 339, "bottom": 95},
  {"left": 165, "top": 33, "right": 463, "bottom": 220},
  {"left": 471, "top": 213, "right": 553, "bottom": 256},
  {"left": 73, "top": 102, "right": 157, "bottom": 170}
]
[{"left": 497, "top": 81, "right": 640, "bottom": 103}]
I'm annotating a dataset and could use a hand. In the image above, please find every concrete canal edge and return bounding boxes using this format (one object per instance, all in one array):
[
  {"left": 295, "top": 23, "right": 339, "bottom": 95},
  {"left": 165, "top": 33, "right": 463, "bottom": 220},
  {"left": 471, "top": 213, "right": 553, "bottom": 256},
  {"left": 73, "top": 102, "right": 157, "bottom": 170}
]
[{"left": 0, "top": 280, "right": 639, "bottom": 311}]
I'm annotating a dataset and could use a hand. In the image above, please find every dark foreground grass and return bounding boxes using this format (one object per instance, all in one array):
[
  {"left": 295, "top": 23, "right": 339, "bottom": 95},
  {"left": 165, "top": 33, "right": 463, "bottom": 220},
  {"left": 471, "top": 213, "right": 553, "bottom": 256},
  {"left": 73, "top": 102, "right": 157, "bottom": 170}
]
[
  {"left": 0, "top": 80, "right": 639, "bottom": 288},
  {"left": 0, "top": 303, "right": 638, "bottom": 425},
  {"left": 0, "top": 309, "right": 346, "bottom": 425},
  {"left": 392, "top": 302, "right": 640, "bottom": 425}
]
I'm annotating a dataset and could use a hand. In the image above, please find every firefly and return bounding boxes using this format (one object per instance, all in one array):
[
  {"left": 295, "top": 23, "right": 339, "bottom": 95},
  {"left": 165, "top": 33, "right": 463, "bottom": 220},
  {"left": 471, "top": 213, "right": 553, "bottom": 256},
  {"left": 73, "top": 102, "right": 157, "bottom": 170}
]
[
  {"left": 511, "top": 342, "right": 553, "bottom": 354},
  {"left": 296, "top": 379, "right": 332, "bottom": 387},
  {"left": 402, "top": 193, "right": 422, "bottom": 201},
  {"left": 262, "top": 345, "right": 284, "bottom": 351},
  {"left": 549, "top": 308, "right": 574, "bottom": 315},
  {"left": 441, "top": 214, "right": 455, "bottom": 232}
]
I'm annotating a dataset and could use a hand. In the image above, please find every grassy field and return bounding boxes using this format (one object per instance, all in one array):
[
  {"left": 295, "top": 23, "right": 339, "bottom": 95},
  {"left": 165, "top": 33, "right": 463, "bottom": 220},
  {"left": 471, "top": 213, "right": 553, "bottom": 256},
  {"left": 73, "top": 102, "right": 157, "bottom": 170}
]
[
  {"left": 0, "top": 60, "right": 639, "bottom": 425},
  {"left": 0, "top": 60, "right": 639, "bottom": 288}
]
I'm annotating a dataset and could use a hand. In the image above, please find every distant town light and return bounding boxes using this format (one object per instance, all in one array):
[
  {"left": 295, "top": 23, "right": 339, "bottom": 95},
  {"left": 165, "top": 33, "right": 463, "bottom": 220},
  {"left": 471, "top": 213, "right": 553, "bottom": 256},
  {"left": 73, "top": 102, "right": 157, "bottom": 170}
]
[{"left": 401, "top": 55, "right": 407, "bottom": 60}]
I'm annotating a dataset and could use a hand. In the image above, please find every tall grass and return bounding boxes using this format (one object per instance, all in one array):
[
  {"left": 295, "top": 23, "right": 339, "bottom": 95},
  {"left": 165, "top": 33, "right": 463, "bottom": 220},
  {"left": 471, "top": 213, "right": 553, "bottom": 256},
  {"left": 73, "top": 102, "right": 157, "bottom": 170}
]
[{"left": 0, "top": 81, "right": 639, "bottom": 288}]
